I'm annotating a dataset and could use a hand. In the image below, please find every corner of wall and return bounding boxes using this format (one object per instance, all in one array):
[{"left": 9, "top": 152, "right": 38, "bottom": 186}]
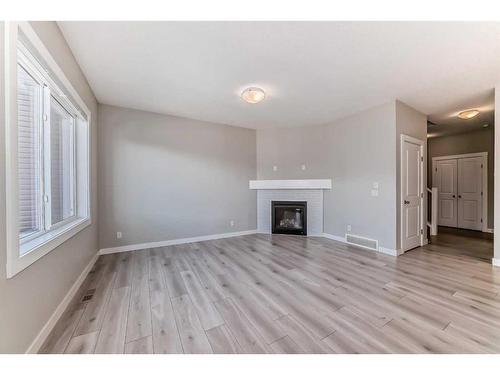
[
  {"left": 395, "top": 100, "right": 428, "bottom": 252},
  {"left": 0, "top": 21, "right": 99, "bottom": 353},
  {"left": 494, "top": 85, "right": 500, "bottom": 260}
]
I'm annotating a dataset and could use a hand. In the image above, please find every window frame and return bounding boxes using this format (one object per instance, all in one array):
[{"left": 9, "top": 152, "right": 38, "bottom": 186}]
[
  {"left": 5, "top": 22, "right": 91, "bottom": 278},
  {"left": 44, "top": 91, "right": 78, "bottom": 231}
]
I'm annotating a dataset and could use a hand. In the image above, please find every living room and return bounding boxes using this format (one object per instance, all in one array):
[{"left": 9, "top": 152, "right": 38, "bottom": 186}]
[{"left": 2, "top": 1, "right": 500, "bottom": 373}]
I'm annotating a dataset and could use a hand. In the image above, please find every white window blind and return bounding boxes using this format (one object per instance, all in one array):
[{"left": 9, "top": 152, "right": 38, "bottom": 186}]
[{"left": 17, "top": 64, "right": 42, "bottom": 239}]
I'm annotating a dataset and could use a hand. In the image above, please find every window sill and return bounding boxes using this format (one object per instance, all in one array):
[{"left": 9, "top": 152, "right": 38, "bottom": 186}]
[{"left": 7, "top": 217, "right": 91, "bottom": 278}]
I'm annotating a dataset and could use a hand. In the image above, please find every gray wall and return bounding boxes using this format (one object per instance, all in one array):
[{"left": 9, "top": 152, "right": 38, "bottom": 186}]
[
  {"left": 396, "top": 101, "right": 428, "bottom": 249},
  {"left": 257, "top": 102, "right": 398, "bottom": 250},
  {"left": 0, "top": 22, "right": 99, "bottom": 353},
  {"left": 98, "top": 104, "right": 257, "bottom": 249},
  {"left": 428, "top": 127, "right": 495, "bottom": 228}
]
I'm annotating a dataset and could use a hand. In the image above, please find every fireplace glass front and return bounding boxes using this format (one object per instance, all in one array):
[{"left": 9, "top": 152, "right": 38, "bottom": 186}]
[{"left": 271, "top": 201, "right": 307, "bottom": 235}]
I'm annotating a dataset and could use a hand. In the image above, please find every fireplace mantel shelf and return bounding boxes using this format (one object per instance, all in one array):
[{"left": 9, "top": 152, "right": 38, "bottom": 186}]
[{"left": 249, "top": 179, "right": 332, "bottom": 190}]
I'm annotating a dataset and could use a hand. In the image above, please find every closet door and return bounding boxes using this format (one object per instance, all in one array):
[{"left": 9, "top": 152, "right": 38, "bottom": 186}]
[
  {"left": 435, "top": 159, "right": 458, "bottom": 228},
  {"left": 457, "top": 157, "right": 483, "bottom": 231}
]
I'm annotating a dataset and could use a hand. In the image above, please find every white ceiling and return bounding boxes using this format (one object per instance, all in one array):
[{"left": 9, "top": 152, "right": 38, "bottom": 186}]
[
  {"left": 58, "top": 21, "right": 500, "bottom": 129},
  {"left": 427, "top": 90, "right": 495, "bottom": 138}
]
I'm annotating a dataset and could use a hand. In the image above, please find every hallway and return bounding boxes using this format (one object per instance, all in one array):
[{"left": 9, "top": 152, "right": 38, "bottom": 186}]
[{"left": 427, "top": 227, "right": 493, "bottom": 262}]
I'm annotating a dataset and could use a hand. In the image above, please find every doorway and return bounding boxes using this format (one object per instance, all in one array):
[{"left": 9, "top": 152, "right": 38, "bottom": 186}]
[{"left": 432, "top": 152, "right": 487, "bottom": 232}]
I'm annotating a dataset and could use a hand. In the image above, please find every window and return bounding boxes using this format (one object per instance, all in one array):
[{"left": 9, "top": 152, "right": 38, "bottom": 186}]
[
  {"left": 17, "top": 55, "right": 79, "bottom": 254},
  {"left": 6, "top": 22, "right": 91, "bottom": 278}
]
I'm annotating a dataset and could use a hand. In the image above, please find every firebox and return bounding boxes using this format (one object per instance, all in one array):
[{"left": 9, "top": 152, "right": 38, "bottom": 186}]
[{"left": 271, "top": 201, "right": 307, "bottom": 236}]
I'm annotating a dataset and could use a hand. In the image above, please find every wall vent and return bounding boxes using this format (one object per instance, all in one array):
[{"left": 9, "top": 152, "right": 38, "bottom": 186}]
[{"left": 345, "top": 234, "right": 378, "bottom": 251}]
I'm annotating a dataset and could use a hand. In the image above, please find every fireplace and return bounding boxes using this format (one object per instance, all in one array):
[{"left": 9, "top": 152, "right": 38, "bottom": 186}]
[{"left": 271, "top": 201, "right": 307, "bottom": 235}]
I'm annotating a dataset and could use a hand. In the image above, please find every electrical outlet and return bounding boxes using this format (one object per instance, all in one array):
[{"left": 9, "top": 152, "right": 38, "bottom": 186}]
[
  {"left": 230, "top": 220, "right": 235, "bottom": 227},
  {"left": 273, "top": 165, "right": 278, "bottom": 171},
  {"left": 373, "top": 182, "right": 379, "bottom": 189},
  {"left": 116, "top": 231, "right": 122, "bottom": 239},
  {"left": 301, "top": 164, "right": 306, "bottom": 170},
  {"left": 347, "top": 225, "right": 351, "bottom": 232},
  {"left": 371, "top": 189, "right": 379, "bottom": 197}
]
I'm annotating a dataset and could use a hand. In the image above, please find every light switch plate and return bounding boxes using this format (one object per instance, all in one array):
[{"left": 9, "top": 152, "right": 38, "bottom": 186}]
[
  {"left": 371, "top": 189, "right": 379, "bottom": 197},
  {"left": 273, "top": 165, "right": 278, "bottom": 171},
  {"left": 373, "top": 182, "right": 379, "bottom": 189}
]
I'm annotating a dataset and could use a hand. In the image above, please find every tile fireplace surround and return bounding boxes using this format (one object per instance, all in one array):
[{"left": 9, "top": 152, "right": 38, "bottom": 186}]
[{"left": 249, "top": 179, "right": 332, "bottom": 236}]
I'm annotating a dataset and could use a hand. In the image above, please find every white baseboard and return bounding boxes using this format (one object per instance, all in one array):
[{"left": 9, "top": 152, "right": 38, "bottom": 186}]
[
  {"left": 26, "top": 251, "right": 99, "bottom": 354},
  {"left": 378, "top": 246, "right": 399, "bottom": 256},
  {"left": 321, "top": 233, "right": 398, "bottom": 257},
  {"left": 99, "top": 230, "right": 258, "bottom": 255},
  {"left": 321, "top": 232, "right": 346, "bottom": 243},
  {"left": 485, "top": 228, "right": 494, "bottom": 234},
  {"left": 493, "top": 258, "right": 500, "bottom": 267}
]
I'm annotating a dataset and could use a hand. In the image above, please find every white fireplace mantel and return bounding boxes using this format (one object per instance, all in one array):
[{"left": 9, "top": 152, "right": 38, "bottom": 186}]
[{"left": 249, "top": 179, "right": 332, "bottom": 190}]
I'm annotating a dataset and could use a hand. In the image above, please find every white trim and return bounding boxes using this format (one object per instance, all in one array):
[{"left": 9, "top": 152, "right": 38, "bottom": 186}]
[
  {"left": 321, "top": 233, "right": 398, "bottom": 257},
  {"left": 9, "top": 219, "right": 91, "bottom": 278},
  {"left": 432, "top": 152, "right": 488, "bottom": 161},
  {"left": 5, "top": 21, "right": 92, "bottom": 278},
  {"left": 321, "top": 232, "right": 346, "bottom": 243},
  {"left": 16, "top": 22, "right": 91, "bottom": 116},
  {"left": 345, "top": 233, "right": 379, "bottom": 251},
  {"left": 99, "top": 230, "right": 258, "bottom": 255},
  {"left": 492, "top": 258, "right": 500, "bottom": 267},
  {"left": 5, "top": 22, "right": 19, "bottom": 278},
  {"left": 486, "top": 228, "right": 494, "bottom": 233},
  {"left": 400, "top": 134, "right": 425, "bottom": 252},
  {"left": 432, "top": 152, "right": 488, "bottom": 232},
  {"left": 25, "top": 251, "right": 99, "bottom": 354},
  {"left": 427, "top": 187, "right": 438, "bottom": 235},
  {"left": 249, "top": 179, "right": 332, "bottom": 190},
  {"left": 379, "top": 246, "right": 401, "bottom": 256}
]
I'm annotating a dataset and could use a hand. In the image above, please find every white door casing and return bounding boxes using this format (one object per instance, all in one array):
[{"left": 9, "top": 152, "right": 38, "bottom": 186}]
[
  {"left": 432, "top": 153, "right": 487, "bottom": 232},
  {"left": 435, "top": 159, "right": 458, "bottom": 227},
  {"left": 401, "top": 135, "right": 424, "bottom": 252}
]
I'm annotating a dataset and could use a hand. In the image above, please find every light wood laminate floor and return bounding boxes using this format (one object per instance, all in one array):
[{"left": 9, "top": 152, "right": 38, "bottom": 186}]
[{"left": 40, "top": 233, "right": 500, "bottom": 354}]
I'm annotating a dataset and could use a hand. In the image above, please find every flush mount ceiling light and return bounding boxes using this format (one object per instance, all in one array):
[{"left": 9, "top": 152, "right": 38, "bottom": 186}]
[
  {"left": 241, "top": 87, "right": 266, "bottom": 104},
  {"left": 458, "top": 109, "right": 479, "bottom": 120}
]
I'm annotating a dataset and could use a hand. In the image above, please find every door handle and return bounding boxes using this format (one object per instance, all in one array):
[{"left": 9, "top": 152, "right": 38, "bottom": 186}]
[
  {"left": 458, "top": 195, "right": 462, "bottom": 198},
  {"left": 404, "top": 200, "right": 410, "bottom": 205},
  {"left": 452, "top": 195, "right": 456, "bottom": 198}
]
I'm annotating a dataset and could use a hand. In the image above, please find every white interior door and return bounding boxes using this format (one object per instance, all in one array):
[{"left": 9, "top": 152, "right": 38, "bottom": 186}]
[
  {"left": 457, "top": 157, "right": 483, "bottom": 230},
  {"left": 435, "top": 159, "right": 458, "bottom": 227},
  {"left": 401, "top": 137, "right": 423, "bottom": 251}
]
